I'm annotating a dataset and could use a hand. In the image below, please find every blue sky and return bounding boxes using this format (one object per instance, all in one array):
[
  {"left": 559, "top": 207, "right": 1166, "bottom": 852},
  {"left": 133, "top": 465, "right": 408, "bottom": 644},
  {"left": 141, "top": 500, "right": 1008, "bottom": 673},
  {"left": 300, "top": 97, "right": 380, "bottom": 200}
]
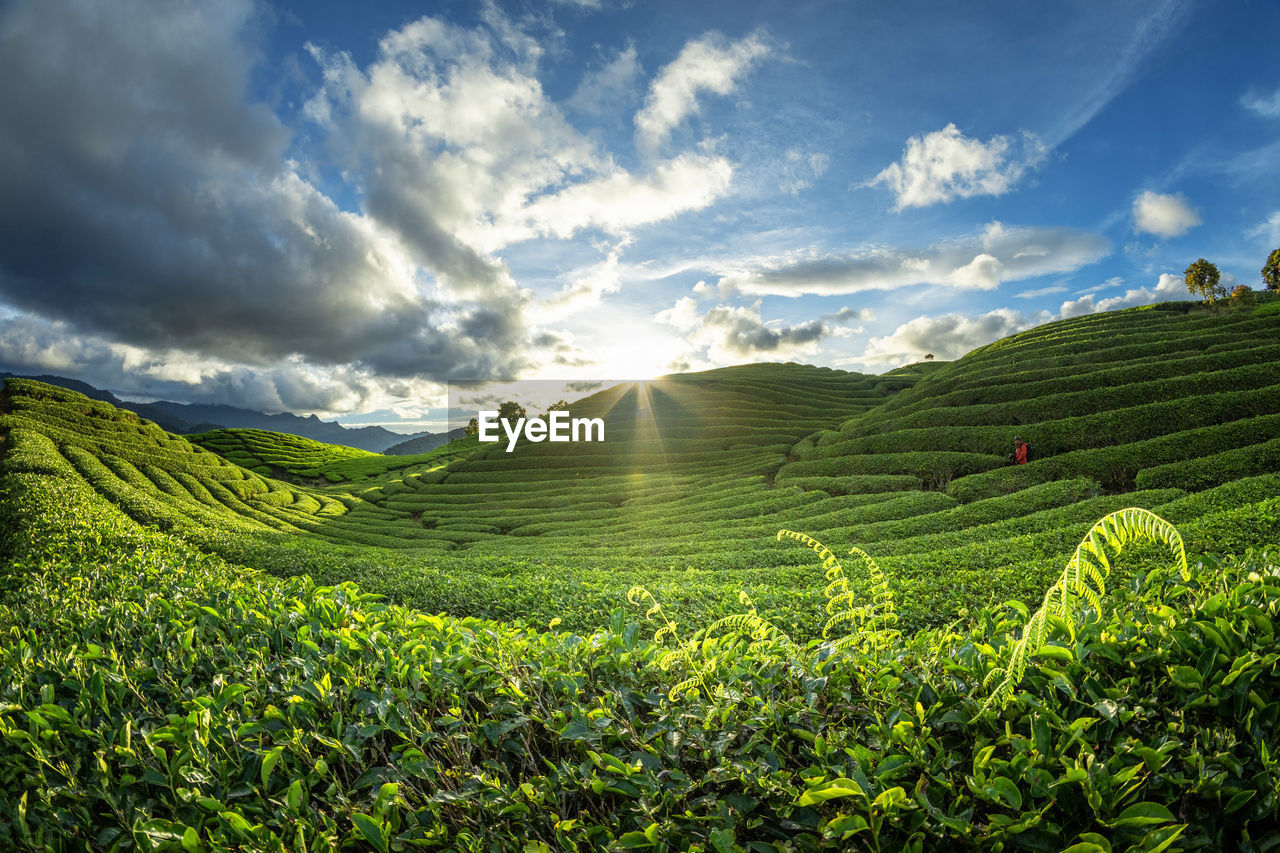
[{"left": 0, "top": 0, "right": 1277, "bottom": 431}]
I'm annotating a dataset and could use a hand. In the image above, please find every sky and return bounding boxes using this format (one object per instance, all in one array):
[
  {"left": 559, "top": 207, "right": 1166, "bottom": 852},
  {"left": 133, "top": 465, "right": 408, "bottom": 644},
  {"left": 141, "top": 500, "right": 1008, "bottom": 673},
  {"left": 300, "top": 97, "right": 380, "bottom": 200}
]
[{"left": 0, "top": 0, "right": 1277, "bottom": 432}]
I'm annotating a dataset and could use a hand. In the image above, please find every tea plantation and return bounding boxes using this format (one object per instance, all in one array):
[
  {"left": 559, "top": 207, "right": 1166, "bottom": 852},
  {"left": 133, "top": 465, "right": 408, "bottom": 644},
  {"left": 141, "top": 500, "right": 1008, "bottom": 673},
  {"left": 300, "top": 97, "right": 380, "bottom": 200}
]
[{"left": 2, "top": 299, "right": 1280, "bottom": 850}]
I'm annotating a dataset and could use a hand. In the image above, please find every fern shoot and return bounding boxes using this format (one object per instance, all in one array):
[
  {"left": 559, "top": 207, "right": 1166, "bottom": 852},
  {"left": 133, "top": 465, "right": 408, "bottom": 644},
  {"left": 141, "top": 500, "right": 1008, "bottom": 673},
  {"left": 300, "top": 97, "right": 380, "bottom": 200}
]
[
  {"left": 627, "top": 586, "right": 711, "bottom": 700},
  {"left": 983, "top": 507, "right": 1187, "bottom": 709},
  {"left": 777, "top": 530, "right": 899, "bottom": 656},
  {"left": 703, "top": 590, "right": 799, "bottom": 661}
]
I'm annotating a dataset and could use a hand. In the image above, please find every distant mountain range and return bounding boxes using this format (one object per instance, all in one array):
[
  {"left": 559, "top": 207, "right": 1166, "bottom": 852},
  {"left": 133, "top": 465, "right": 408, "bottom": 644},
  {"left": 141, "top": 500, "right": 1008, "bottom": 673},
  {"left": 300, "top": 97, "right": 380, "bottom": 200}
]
[
  {"left": 383, "top": 427, "right": 468, "bottom": 455},
  {"left": 0, "top": 372, "right": 441, "bottom": 453}
]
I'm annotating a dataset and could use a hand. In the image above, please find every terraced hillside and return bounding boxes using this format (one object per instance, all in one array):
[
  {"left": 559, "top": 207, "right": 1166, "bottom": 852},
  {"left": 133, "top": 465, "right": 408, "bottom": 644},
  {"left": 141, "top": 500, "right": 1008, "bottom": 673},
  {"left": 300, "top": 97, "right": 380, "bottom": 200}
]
[
  {"left": 187, "top": 427, "right": 476, "bottom": 485},
  {"left": 3, "top": 302, "right": 1280, "bottom": 639},
  {"left": 4, "top": 300, "right": 1280, "bottom": 849},
  {"left": 179, "top": 303, "right": 1280, "bottom": 636}
]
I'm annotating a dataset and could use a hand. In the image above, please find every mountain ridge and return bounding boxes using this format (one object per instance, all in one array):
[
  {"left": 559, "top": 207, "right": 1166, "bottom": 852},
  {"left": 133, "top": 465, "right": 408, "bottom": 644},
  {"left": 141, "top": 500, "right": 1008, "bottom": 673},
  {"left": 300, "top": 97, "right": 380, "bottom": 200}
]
[{"left": 0, "top": 371, "right": 434, "bottom": 452}]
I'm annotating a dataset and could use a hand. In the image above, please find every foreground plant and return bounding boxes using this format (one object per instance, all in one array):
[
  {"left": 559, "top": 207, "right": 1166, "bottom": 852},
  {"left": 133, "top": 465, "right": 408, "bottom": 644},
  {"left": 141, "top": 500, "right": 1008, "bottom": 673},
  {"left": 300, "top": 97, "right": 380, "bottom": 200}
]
[
  {"left": 983, "top": 507, "right": 1188, "bottom": 708},
  {"left": 630, "top": 528, "right": 901, "bottom": 700},
  {"left": 634, "top": 508, "right": 1190, "bottom": 712},
  {"left": 776, "top": 529, "right": 899, "bottom": 657}
]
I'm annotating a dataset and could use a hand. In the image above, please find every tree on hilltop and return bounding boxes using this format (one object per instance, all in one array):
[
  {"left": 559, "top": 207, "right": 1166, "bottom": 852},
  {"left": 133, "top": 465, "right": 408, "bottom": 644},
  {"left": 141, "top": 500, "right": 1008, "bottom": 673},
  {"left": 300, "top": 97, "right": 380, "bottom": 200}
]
[
  {"left": 498, "top": 400, "right": 527, "bottom": 422},
  {"left": 465, "top": 417, "right": 479, "bottom": 437},
  {"left": 1230, "top": 284, "right": 1256, "bottom": 309},
  {"left": 1263, "top": 248, "right": 1280, "bottom": 292},
  {"left": 546, "top": 399, "right": 571, "bottom": 412},
  {"left": 1184, "top": 258, "right": 1225, "bottom": 304}
]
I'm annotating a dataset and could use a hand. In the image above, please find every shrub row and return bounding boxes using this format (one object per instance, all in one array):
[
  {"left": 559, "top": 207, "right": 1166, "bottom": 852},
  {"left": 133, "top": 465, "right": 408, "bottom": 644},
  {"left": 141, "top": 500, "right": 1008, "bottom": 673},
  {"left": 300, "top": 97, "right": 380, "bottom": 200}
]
[
  {"left": 946, "top": 413, "right": 1280, "bottom": 501},
  {"left": 779, "top": 451, "right": 1006, "bottom": 490},
  {"left": 809, "top": 383, "right": 1280, "bottom": 460},
  {"left": 1136, "top": 437, "right": 1280, "bottom": 491}
]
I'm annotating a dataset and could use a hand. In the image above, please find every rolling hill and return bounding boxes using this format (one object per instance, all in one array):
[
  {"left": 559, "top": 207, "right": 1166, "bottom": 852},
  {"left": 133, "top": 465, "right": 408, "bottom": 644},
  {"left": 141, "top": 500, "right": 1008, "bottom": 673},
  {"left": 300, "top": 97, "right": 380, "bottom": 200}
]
[
  {"left": 383, "top": 427, "right": 470, "bottom": 455},
  {"left": 2, "top": 298, "right": 1279, "bottom": 849},
  {"left": 0, "top": 371, "right": 437, "bottom": 451}
]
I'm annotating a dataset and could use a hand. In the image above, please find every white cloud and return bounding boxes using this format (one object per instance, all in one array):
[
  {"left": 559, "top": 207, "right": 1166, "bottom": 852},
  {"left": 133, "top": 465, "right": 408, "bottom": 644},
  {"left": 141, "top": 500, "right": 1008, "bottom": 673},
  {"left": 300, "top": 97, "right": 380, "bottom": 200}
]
[
  {"left": 868, "top": 124, "right": 1047, "bottom": 210},
  {"left": 569, "top": 44, "right": 641, "bottom": 114},
  {"left": 306, "top": 22, "right": 604, "bottom": 259},
  {"left": 1015, "top": 285, "right": 1068, "bottom": 298},
  {"left": 1246, "top": 211, "right": 1280, "bottom": 246},
  {"left": 947, "top": 252, "right": 1004, "bottom": 290},
  {"left": 654, "top": 298, "right": 834, "bottom": 362},
  {"left": 1075, "top": 276, "right": 1125, "bottom": 295},
  {"left": 780, "top": 149, "right": 831, "bottom": 195},
  {"left": 634, "top": 30, "right": 771, "bottom": 153},
  {"left": 1043, "top": 0, "right": 1192, "bottom": 146},
  {"left": 717, "top": 222, "right": 1108, "bottom": 297},
  {"left": 309, "top": 26, "right": 738, "bottom": 256},
  {"left": 862, "top": 308, "right": 1052, "bottom": 366},
  {"left": 1242, "top": 87, "right": 1280, "bottom": 118},
  {"left": 654, "top": 295, "right": 701, "bottom": 332},
  {"left": 1132, "top": 190, "right": 1201, "bottom": 238},
  {"left": 539, "top": 240, "right": 630, "bottom": 314},
  {"left": 510, "top": 151, "right": 734, "bottom": 241},
  {"left": 1059, "top": 272, "right": 1185, "bottom": 317}
]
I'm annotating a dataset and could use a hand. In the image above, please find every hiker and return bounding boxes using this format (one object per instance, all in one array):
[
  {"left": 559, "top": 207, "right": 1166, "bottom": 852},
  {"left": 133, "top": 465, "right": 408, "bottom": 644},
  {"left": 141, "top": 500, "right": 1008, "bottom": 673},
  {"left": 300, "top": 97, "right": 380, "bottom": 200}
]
[{"left": 1010, "top": 436, "right": 1032, "bottom": 465}]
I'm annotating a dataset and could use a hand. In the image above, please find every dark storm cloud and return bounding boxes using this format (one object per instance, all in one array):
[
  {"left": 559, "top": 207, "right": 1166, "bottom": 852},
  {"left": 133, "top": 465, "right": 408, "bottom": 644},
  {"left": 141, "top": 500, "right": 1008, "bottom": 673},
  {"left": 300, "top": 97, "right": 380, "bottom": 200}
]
[{"left": 0, "top": 0, "right": 528, "bottom": 383}]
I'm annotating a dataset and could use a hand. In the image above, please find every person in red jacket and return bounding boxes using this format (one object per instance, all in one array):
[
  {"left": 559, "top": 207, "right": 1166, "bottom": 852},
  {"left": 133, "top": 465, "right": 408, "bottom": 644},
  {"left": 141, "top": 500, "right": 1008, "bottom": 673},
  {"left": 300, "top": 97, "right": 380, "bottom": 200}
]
[{"left": 1011, "top": 436, "right": 1029, "bottom": 465}]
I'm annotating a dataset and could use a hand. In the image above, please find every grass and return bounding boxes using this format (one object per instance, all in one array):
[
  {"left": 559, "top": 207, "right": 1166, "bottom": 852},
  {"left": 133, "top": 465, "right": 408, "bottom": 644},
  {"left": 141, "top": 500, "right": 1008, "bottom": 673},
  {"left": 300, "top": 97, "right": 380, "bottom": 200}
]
[{"left": 1, "top": 297, "right": 1280, "bottom": 849}]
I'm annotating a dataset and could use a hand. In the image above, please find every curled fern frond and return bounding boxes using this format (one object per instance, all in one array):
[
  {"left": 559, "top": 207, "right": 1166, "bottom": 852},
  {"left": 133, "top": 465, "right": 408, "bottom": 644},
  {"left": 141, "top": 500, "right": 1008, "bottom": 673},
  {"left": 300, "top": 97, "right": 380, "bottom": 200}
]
[
  {"left": 822, "top": 608, "right": 860, "bottom": 633},
  {"left": 668, "top": 677, "right": 702, "bottom": 701},
  {"left": 778, "top": 530, "right": 899, "bottom": 657},
  {"left": 655, "top": 648, "right": 684, "bottom": 671},
  {"left": 778, "top": 529, "right": 845, "bottom": 573},
  {"left": 704, "top": 612, "right": 797, "bottom": 661},
  {"left": 627, "top": 584, "right": 709, "bottom": 700},
  {"left": 824, "top": 577, "right": 850, "bottom": 601},
  {"left": 983, "top": 508, "right": 1187, "bottom": 711}
]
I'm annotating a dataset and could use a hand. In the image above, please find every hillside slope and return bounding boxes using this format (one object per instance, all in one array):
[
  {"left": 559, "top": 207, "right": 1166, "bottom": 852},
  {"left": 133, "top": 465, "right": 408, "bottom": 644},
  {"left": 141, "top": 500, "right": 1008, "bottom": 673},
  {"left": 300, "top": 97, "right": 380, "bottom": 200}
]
[
  {"left": 3, "top": 306, "right": 1280, "bottom": 849},
  {"left": 781, "top": 301, "right": 1280, "bottom": 500},
  {"left": 4, "top": 401, "right": 1278, "bottom": 849},
  {"left": 4, "top": 301, "right": 1280, "bottom": 638},
  {"left": 384, "top": 427, "right": 468, "bottom": 455}
]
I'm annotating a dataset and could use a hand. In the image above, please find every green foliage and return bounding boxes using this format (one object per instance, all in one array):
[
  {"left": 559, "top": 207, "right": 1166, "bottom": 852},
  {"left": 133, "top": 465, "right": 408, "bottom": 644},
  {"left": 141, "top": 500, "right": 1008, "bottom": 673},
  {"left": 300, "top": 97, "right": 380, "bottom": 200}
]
[
  {"left": 984, "top": 508, "right": 1187, "bottom": 708},
  {"left": 945, "top": 413, "right": 1280, "bottom": 500},
  {"left": 1230, "top": 284, "right": 1257, "bottom": 309},
  {"left": 187, "top": 427, "right": 375, "bottom": 475},
  {"left": 1136, "top": 437, "right": 1280, "bottom": 491},
  {"left": 1185, "top": 257, "right": 1225, "bottom": 303},
  {"left": 3, "top": 305, "right": 1280, "bottom": 849},
  {"left": 1263, "top": 247, "right": 1280, "bottom": 291},
  {"left": 497, "top": 400, "right": 527, "bottom": 422},
  {"left": 776, "top": 529, "right": 899, "bottom": 655}
]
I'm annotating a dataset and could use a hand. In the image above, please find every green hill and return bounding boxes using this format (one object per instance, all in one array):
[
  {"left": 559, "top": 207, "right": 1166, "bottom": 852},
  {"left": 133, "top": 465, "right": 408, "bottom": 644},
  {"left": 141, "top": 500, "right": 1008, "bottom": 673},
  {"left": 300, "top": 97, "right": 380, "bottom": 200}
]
[{"left": 2, "top": 300, "right": 1280, "bottom": 849}]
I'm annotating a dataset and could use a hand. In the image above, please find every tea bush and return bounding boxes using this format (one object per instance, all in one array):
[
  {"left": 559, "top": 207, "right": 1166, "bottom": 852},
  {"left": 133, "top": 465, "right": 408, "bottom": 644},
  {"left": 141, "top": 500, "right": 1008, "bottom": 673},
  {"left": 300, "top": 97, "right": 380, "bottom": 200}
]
[{"left": 2, "top": 303, "right": 1280, "bottom": 848}]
